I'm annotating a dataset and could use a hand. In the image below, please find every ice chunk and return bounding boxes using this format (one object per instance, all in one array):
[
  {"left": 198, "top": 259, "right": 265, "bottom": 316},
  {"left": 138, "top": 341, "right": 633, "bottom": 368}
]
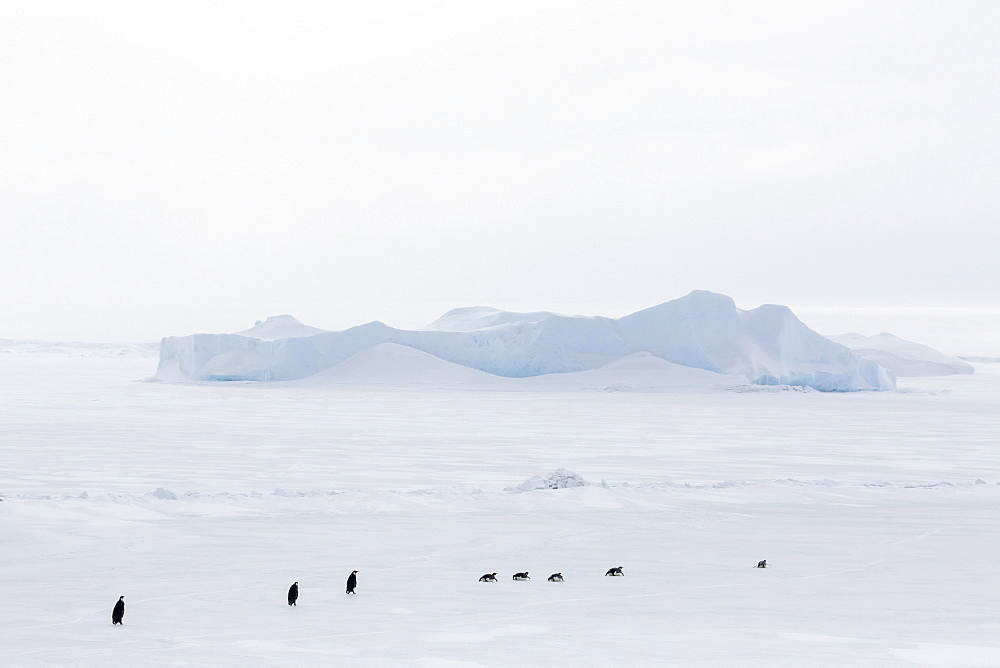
[{"left": 512, "top": 469, "right": 590, "bottom": 492}]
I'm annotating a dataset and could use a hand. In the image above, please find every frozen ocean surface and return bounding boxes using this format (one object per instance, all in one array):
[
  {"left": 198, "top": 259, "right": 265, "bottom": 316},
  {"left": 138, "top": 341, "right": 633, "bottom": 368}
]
[{"left": 2, "top": 346, "right": 999, "bottom": 666}]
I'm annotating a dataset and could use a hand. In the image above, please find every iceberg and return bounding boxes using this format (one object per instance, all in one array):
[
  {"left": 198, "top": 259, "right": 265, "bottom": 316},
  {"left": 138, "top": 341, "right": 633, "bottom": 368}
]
[
  {"left": 156, "top": 291, "right": 896, "bottom": 391},
  {"left": 827, "top": 333, "right": 974, "bottom": 377}
]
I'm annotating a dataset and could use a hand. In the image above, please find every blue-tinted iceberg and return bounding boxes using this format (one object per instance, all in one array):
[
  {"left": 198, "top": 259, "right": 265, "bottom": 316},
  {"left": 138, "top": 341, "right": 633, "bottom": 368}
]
[{"left": 156, "top": 291, "right": 896, "bottom": 391}]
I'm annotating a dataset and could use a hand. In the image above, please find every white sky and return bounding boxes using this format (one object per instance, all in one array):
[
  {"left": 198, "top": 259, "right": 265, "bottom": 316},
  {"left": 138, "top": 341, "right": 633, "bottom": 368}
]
[{"left": 2, "top": 1, "right": 998, "bottom": 341}]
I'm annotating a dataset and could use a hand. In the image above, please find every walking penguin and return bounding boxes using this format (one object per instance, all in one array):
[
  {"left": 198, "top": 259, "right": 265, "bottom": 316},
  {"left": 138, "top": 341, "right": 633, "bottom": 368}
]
[
  {"left": 288, "top": 581, "right": 299, "bottom": 605},
  {"left": 479, "top": 573, "right": 498, "bottom": 582},
  {"left": 346, "top": 570, "right": 358, "bottom": 594},
  {"left": 547, "top": 573, "right": 564, "bottom": 582},
  {"left": 111, "top": 596, "right": 125, "bottom": 625},
  {"left": 605, "top": 566, "right": 624, "bottom": 576}
]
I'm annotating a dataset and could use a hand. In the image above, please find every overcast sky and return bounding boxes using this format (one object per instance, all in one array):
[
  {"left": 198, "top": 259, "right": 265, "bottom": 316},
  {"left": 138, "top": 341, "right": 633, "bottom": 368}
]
[{"left": 2, "top": 1, "right": 998, "bottom": 341}]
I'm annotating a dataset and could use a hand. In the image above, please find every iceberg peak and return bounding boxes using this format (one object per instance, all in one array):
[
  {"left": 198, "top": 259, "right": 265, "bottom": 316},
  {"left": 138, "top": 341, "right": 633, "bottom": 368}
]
[{"left": 237, "top": 315, "right": 327, "bottom": 341}]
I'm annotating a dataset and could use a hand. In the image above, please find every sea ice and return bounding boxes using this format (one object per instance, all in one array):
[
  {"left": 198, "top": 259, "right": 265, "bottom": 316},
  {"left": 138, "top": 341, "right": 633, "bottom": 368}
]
[{"left": 2, "top": 350, "right": 1000, "bottom": 665}]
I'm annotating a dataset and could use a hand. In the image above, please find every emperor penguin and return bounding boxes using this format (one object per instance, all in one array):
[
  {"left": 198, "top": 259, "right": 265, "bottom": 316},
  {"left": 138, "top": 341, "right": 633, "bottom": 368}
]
[
  {"left": 111, "top": 596, "right": 125, "bottom": 625},
  {"left": 346, "top": 571, "right": 358, "bottom": 594}
]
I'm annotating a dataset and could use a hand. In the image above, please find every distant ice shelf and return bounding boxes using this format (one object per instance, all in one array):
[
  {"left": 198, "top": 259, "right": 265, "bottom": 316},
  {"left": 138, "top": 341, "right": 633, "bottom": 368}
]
[{"left": 827, "top": 332, "right": 974, "bottom": 377}]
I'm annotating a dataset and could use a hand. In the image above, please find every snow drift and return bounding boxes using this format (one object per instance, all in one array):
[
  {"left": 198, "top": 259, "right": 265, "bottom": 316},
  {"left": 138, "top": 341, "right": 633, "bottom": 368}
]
[
  {"left": 827, "top": 333, "right": 974, "bottom": 377},
  {"left": 156, "top": 291, "right": 896, "bottom": 391}
]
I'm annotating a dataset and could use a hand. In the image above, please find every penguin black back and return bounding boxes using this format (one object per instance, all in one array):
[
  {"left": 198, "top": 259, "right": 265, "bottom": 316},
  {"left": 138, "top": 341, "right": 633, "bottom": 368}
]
[
  {"left": 288, "top": 581, "right": 299, "bottom": 605},
  {"left": 111, "top": 596, "right": 125, "bottom": 625},
  {"left": 346, "top": 570, "right": 358, "bottom": 594},
  {"left": 757, "top": 560, "right": 767, "bottom": 568},
  {"left": 547, "top": 573, "right": 563, "bottom": 582},
  {"left": 479, "top": 573, "right": 498, "bottom": 582}
]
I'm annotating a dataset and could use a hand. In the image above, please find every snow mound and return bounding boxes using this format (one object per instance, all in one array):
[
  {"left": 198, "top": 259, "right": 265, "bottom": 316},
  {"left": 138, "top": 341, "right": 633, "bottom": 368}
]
[
  {"left": 156, "top": 291, "right": 896, "bottom": 391},
  {"left": 511, "top": 469, "right": 590, "bottom": 492},
  {"left": 299, "top": 348, "right": 745, "bottom": 391},
  {"left": 520, "top": 352, "right": 748, "bottom": 391},
  {"left": 828, "top": 333, "right": 974, "bottom": 377},
  {"left": 297, "top": 343, "right": 505, "bottom": 388}
]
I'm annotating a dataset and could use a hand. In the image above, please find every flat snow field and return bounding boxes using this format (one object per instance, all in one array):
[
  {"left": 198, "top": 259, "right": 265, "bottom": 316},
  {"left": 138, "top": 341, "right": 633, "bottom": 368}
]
[{"left": 2, "top": 351, "right": 1000, "bottom": 666}]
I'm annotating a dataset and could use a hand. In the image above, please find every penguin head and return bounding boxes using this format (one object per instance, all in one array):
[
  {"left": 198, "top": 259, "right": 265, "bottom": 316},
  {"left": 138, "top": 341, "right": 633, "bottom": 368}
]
[{"left": 351, "top": 570, "right": 358, "bottom": 574}]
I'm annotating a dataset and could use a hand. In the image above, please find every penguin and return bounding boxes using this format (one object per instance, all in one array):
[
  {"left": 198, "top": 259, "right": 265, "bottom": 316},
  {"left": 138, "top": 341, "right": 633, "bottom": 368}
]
[
  {"left": 111, "top": 596, "right": 125, "bottom": 625},
  {"left": 479, "top": 573, "right": 498, "bottom": 582},
  {"left": 547, "top": 573, "right": 563, "bottom": 582},
  {"left": 346, "top": 570, "right": 358, "bottom": 594},
  {"left": 512, "top": 572, "right": 530, "bottom": 581},
  {"left": 757, "top": 560, "right": 767, "bottom": 568},
  {"left": 605, "top": 566, "right": 624, "bottom": 576},
  {"left": 288, "top": 581, "right": 299, "bottom": 605}
]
